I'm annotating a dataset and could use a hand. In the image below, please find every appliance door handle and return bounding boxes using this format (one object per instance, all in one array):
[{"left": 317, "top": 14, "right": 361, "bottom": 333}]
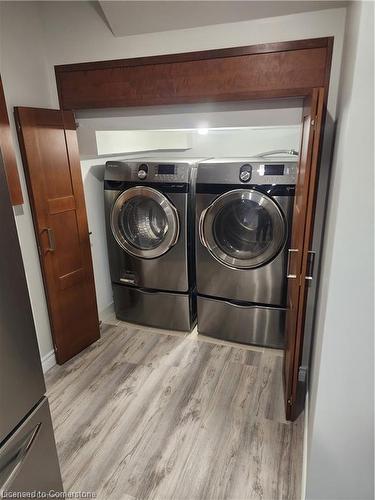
[
  {"left": 0, "top": 423, "right": 41, "bottom": 494},
  {"left": 41, "top": 227, "right": 56, "bottom": 253},
  {"left": 287, "top": 248, "right": 298, "bottom": 279},
  {"left": 170, "top": 204, "right": 180, "bottom": 247},
  {"left": 198, "top": 208, "right": 209, "bottom": 248},
  {"left": 305, "top": 250, "right": 316, "bottom": 281},
  {"left": 221, "top": 299, "right": 288, "bottom": 311}
]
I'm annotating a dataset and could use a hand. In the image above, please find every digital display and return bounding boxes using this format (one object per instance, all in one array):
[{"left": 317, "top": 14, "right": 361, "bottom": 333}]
[
  {"left": 264, "top": 164, "right": 284, "bottom": 176},
  {"left": 157, "top": 164, "right": 176, "bottom": 175}
]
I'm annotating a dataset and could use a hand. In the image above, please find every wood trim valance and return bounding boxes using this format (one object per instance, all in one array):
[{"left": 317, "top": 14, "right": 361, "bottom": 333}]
[{"left": 55, "top": 37, "right": 333, "bottom": 110}]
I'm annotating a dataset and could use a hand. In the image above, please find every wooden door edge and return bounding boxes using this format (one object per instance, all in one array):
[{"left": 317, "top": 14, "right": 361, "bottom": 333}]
[{"left": 286, "top": 87, "right": 326, "bottom": 421}]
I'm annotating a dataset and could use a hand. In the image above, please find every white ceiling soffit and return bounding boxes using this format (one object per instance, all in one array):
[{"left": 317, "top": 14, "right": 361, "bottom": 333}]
[{"left": 97, "top": 1, "right": 347, "bottom": 37}]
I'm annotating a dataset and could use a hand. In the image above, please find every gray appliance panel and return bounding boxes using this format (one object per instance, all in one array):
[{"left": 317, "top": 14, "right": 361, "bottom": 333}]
[
  {"left": 105, "top": 190, "right": 189, "bottom": 291},
  {"left": 0, "top": 156, "right": 45, "bottom": 444},
  {"left": 113, "top": 284, "right": 194, "bottom": 332},
  {"left": 196, "top": 193, "right": 293, "bottom": 305},
  {"left": 105, "top": 159, "right": 197, "bottom": 183},
  {"left": 0, "top": 397, "right": 63, "bottom": 495},
  {"left": 197, "top": 296, "right": 286, "bottom": 349},
  {"left": 197, "top": 160, "right": 298, "bottom": 185}
]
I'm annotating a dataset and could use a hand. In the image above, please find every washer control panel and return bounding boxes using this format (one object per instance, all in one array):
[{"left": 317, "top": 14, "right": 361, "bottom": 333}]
[
  {"left": 104, "top": 160, "right": 195, "bottom": 184},
  {"left": 133, "top": 162, "right": 190, "bottom": 183}
]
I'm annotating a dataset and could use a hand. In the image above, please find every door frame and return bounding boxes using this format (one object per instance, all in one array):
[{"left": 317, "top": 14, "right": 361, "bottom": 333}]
[{"left": 52, "top": 37, "right": 333, "bottom": 420}]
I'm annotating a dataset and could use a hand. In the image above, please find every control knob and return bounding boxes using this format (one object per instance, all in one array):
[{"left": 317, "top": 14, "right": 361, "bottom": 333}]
[
  {"left": 239, "top": 170, "right": 251, "bottom": 182},
  {"left": 138, "top": 169, "right": 147, "bottom": 179}
]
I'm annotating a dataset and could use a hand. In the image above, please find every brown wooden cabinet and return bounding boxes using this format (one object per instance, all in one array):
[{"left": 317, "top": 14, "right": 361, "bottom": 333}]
[{"left": 0, "top": 76, "right": 23, "bottom": 205}]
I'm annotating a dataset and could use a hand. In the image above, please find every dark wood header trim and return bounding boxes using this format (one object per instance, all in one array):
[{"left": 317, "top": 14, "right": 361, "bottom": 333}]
[
  {"left": 55, "top": 37, "right": 331, "bottom": 73},
  {"left": 55, "top": 37, "right": 334, "bottom": 110}
]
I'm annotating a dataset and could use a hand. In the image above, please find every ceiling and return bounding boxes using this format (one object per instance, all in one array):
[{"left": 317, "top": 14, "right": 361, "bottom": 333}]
[{"left": 97, "top": 1, "right": 347, "bottom": 37}]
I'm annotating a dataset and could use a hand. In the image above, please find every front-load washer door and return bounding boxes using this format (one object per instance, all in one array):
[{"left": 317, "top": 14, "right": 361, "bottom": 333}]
[
  {"left": 111, "top": 186, "right": 180, "bottom": 259},
  {"left": 199, "top": 189, "right": 286, "bottom": 270}
]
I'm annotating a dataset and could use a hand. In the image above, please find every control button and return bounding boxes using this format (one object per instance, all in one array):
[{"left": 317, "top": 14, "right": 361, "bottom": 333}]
[
  {"left": 239, "top": 163, "right": 252, "bottom": 183},
  {"left": 138, "top": 163, "right": 148, "bottom": 180}
]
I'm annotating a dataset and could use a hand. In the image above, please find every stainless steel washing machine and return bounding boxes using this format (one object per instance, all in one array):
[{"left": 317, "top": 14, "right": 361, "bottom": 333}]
[
  {"left": 196, "top": 158, "right": 298, "bottom": 348},
  {"left": 104, "top": 158, "right": 201, "bottom": 331}
]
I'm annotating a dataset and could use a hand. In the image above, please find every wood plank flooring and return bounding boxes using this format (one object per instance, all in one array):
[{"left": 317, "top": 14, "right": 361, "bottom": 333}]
[{"left": 45, "top": 322, "right": 304, "bottom": 500}]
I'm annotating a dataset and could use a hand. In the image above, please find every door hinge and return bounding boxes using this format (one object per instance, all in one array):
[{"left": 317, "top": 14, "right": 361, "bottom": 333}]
[
  {"left": 287, "top": 397, "right": 293, "bottom": 406},
  {"left": 311, "top": 118, "right": 315, "bottom": 126}
]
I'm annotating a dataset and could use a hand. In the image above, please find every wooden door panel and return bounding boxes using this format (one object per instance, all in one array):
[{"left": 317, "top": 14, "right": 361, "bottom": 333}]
[
  {"left": 0, "top": 76, "right": 23, "bottom": 205},
  {"left": 15, "top": 107, "right": 100, "bottom": 364},
  {"left": 53, "top": 211, "right": 83, "bottom": 273},
  {"left": 48, "top": 195, "right": 76, "bottom": 214},
  {"left": 284, "top": 88, "right": 325, "bottom": 420}
]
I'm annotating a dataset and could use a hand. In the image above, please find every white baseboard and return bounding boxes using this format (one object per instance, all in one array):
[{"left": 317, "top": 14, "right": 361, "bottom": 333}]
[
  {"left": 41, "top": 349, "right": 56, "bottom": 373},
  {"left": 301, "top": 391, "right": 309, "bottom": 500}
]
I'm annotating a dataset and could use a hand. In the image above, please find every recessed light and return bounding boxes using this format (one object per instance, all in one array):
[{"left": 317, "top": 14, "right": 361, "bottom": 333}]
[{"left": 197, "top": 128, "right": 208, "bottom": 135}]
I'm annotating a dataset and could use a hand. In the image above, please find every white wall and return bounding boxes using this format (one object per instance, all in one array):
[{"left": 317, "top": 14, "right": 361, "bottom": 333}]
[
  {"left": 0, "top": 2, "right": 55, "bottom": 360},
  {"left": 306, "top": 2, "right": 374, "bottom": 499},
  {"left": 0, "top": 1, "right": 346, "bottom": 362},
  {"left": 80, "top": 158, "right": 114, "bottom": 315},
  {"left": 76, "top": 99, "right": 303, "bottom": 158}
]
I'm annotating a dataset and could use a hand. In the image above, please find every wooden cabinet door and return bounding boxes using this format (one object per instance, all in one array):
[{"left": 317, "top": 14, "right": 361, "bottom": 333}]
[
  {"left": 284, "top": 88, "right": 325, "bottom": 421},
  {"left": 0, "top": 76, "right": 23, "bottom": 205},
  {"left": 15, "top": 107, "right": 100, "bottom": 364}
]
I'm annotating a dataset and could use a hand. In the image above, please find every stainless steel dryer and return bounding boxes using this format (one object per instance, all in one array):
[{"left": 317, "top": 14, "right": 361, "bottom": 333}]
[
  {"left": 105, "top": 158, "right": 201, "bottom": 331},
  {"left": 196, "top": 158, "right": 298, "bottom": 348}
]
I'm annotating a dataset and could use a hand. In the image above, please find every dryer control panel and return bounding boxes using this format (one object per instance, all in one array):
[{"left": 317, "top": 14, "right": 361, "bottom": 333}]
[{"left": 197, "top": 158, "right": 298, "bottom": 186}]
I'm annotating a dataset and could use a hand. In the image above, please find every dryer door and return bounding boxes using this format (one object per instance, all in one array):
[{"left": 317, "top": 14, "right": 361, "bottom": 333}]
[
  {"left": 111, "top": 186, "right": 180, "bottom": 259},
  {"left": 199, "top": 189, "right": 286, "bottom": 269}
]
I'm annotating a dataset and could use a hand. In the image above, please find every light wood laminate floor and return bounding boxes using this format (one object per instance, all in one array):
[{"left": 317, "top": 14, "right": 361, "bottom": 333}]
[{"left": 46, "top": 321, "right": 304, "bottom": 500}]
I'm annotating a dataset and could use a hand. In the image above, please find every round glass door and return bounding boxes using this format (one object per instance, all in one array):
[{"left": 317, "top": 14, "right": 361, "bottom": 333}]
[
  {"left": 200, "top": 189, "right": 286, "bottom": 269},
  {"left": 111, "top": 186, "right": 179, "bottom": 259}
]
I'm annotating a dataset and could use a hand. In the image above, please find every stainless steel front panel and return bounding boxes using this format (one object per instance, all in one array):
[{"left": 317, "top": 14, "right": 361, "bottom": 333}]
[
  {"left": 106, "top": 190, "right": 189, "bottom": 292},
  {"left": 113, "top": 284, "right": 194, "bottom": 331},
  {"left": 0, "top": 398, "right": 63, "bottom": 496},
  {"left": 197, "top": 296, "right": 286, "bottom": 348},
  {"left": 196, "top": 193, "right": 293, "bottom": 305},
  {"left": 197, "top": 159, "right": 298, "bottom": 185},
  {"left": 0, "top": 155, "right": 45, "bottom": 444},
  {"left": 105, "top": 158, "right": 197, "bottom": 184}
]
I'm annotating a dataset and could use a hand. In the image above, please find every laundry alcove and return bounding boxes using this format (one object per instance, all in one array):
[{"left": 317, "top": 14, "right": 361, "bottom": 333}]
[
  {"left": 17, "top": 38, "right": 333, "bottom": 421},
  {"left": 74, "top": 99, "right": 303, "bottom": 327}
]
